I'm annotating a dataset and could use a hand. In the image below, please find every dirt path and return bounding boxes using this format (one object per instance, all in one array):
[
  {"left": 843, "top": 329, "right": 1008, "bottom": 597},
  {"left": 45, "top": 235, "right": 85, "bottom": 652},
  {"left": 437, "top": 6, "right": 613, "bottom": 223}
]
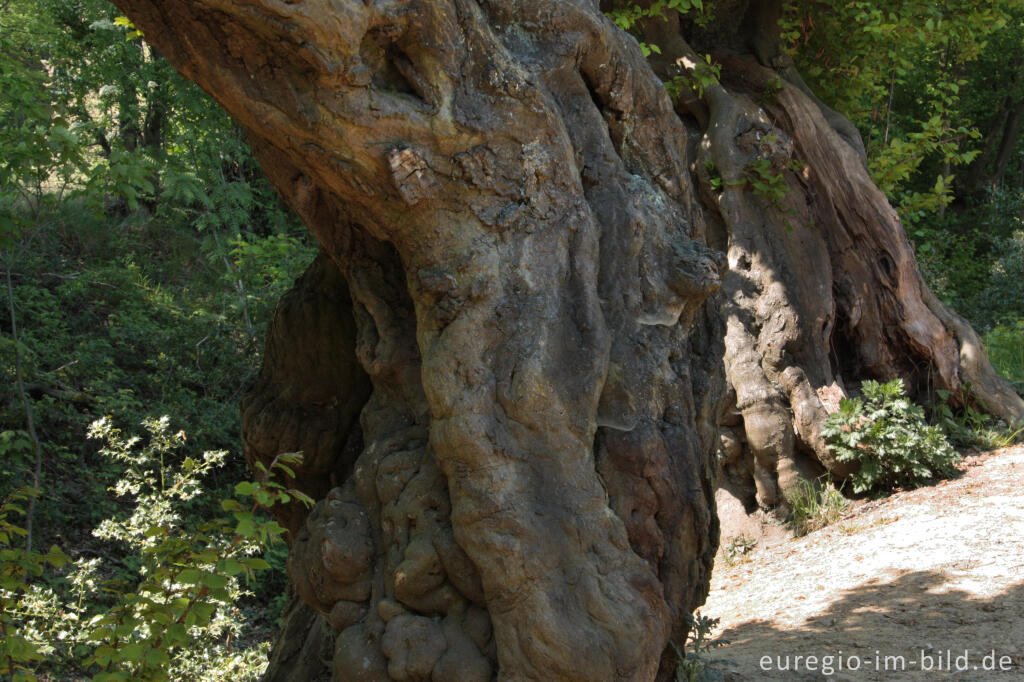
[{"left": 701, "top": 446, "right": 1024, "bottom": 681}]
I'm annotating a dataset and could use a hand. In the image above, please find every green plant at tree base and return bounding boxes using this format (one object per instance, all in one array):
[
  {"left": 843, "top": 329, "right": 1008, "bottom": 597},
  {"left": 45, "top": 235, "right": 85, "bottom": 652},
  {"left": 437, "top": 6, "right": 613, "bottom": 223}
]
[
  {"left": 0, "top": 416, "right": 311, "bottom": 681},
  {"left": 786, "top": 477, "right": 848, "bottom": 536},
  {"left": 928, "top": 385, "right": 1022, "bottom": 451},
  {"left": 822, "top": 378, "right": 959, "bottom": 493},
  {"left": 673, "top": 611, "right": 727, "bottom": 681}
]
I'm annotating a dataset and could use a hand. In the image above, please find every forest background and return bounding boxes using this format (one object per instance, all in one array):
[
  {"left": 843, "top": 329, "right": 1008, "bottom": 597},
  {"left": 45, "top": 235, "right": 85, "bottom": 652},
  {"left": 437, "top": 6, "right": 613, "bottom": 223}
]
[{"left": 1, "top": 0, "right": 1022, "bottom": 679}]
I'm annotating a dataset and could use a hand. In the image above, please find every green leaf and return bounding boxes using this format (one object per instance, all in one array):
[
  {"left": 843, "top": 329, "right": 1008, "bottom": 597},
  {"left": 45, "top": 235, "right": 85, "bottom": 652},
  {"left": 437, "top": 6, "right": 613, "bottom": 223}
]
[
  {"left": 220, "top": 498, "right": 244, "bottom": 512},
  {"left": 177, "top": 568, "right": 202, "bottom": 585},
  {"left": 115, "top": 641, "right": 145, "bottom": 663},
  {"left": 145, "top": 646, "right": 170, "bottom": 668},
  {"left": 93, "top": 644, "right": 116, "bottom": 666},
  {"left": 164, "top": 623, "right": 187, "bottom": 647},
  {"left": 220, "top": 558, "right": 244, "bottom": 576},
  {"left": 199, "top": 571, "right": 229, "bottom": 590},
  {"left": 242, "top": 557, "right": 271, "bottom": 571},
  {"left": 277, "top": 452, "right": 304, "bottom": 465},
  {"left": 234, "top": 481, "right": 256, "bottom": 496},
  {"left": 234, "top": 513, "right": 255, "bottom": 537}
]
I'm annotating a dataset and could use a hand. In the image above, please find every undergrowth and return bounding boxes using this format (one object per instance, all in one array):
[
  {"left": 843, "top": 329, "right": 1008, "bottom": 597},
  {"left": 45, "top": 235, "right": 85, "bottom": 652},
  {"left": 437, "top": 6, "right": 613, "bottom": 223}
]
[
  {"left": 822, "top": 378, "right": 960, "bottom": 493},
  {"left": 0, "top": 417, "right": 309, "bottom": 681},
  {"left": 984, "top": 320, "right": 1024, "bottom": 397},
  {"left": 929, "top": 385, "right": 1022, "bottom": 451},
  {"left": 724, "top": 535, "right": 757, "bottom": 564},
  {"left": 674, "top": 611, "right": 727, "bottom": 682},
  {"left": 786, "top": 478, "right": 848, "bottom": 536}
]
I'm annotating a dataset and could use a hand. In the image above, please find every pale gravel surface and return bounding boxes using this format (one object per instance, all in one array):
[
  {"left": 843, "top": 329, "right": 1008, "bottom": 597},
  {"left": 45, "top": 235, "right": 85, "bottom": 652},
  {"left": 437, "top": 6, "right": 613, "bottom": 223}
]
[{"left": 702, "top": 446, "right": 1024, "bottom": 681}]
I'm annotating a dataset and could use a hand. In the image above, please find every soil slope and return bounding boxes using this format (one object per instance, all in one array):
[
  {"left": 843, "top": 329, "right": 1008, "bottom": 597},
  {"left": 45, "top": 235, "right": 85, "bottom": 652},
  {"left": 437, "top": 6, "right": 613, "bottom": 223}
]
[{"left": 703, "top": 446, "right": 1024, "bottom": 680}]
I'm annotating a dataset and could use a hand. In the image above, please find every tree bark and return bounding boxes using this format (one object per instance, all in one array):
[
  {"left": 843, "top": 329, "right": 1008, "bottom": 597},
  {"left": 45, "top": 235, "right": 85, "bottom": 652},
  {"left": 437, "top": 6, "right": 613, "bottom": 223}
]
[
  {"left": 110, "top": 0, "right": 1024, "bottom": 679},
  {"left": 991, "top": 97, "right": 1023, "bottom": 188},
  {"left": 960, "top": 93, "right": 1023, "bottom": 200}
]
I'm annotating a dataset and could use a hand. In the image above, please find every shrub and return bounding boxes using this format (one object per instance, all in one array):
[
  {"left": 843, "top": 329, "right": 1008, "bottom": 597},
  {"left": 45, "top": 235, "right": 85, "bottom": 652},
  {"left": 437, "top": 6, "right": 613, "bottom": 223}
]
[
  {"left": 822, "top": 379, "right": 959, "bottom": 493},
  {"left": 0, "top": 489, "right": 68, "bottom": 682},
  {"left": 0, "top": 416, "right": 311, "bottom": 681},
  {"left": 970, "top": 230, "right": 1024, "bottom": 330}
]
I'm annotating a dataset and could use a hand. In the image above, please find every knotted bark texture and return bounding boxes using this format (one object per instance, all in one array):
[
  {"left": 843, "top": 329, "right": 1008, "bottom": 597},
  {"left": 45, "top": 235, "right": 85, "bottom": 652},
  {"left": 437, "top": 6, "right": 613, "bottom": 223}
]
[
  {"left": 111, "top": 0, "right": 729, "bottom": 679},
  {"left": 704, "top": 53, "right": 1023, "bottom": 509},
  {"left": 110, "top": 0, "right": 1024, "bottom": 679}
]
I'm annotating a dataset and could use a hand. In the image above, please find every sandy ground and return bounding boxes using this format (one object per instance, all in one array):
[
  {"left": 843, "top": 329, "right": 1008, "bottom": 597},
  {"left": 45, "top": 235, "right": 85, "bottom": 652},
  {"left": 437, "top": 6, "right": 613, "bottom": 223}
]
[{"left": 701, "top": 446, "right": 1024, "bottom": 681}]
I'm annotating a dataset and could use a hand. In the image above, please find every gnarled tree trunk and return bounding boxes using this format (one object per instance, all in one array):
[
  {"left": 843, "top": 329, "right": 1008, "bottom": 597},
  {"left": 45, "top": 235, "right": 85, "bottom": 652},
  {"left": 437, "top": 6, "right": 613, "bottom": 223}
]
[{"left": 111, "top": 0, "right": 1024, "bottom": 679}]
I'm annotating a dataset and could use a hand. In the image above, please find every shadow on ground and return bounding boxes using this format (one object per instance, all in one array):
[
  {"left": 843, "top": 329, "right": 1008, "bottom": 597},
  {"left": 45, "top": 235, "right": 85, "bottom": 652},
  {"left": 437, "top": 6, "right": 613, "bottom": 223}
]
[{"left": 707, "top": 570, "right": 1024, "bottom": 680}]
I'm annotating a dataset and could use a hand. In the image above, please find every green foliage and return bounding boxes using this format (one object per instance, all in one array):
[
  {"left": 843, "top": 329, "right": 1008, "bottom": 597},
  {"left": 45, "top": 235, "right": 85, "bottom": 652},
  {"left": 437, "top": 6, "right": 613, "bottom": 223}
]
[
  {"left": 0, "top": 430, "right": 35, "bottom": 482},
  {"left": 724, "top": 535, "right": 756, "bottom": 564},
  {"left": 929, "top": 386, "right": 1022, "bottom": 450},
  {"left": 0, "top": 0, "right": 322, "bottom": 677},
  {"left": 0, "top": 0, "right": 313, "bottom": 259},
  {"left": 781, "top": 1, "right": 1021, "bottom": 226},
  {"left": 914, "top": 191, "right": 1024, "bottom": 334},
  {"left": 0, "top": 222, "right": 308, "bottom": 550},
  {"left": 607, "top": 0, "right": 709, "bottom": 33},
  {"left": 984, "top": 321, "right": 1024, "bottom": 396},
  {"left": 743, "top": 157, "right": 788, "bottom": 210},
  {"left": 74, "top": 417, "right": 298, "bottom": 680},
  {"left": 870, "top": 119, "right": 979, "bottom": 218},
  {"left": 786, "top": 478, "right": 848, "bottom": 536},
  {"left": 0, "top": 418, "right": 309, "bottom": 680},
  {"left": 0, "top": 2, "right": 314, "bottom": 669},
  {"left": 673, "top": 611, "right": 726, "bottom": 682},
  {"left": 973, "top": 229, "right": 1024, "bottom": 329},
  {"left": 703, "top": 161, "right": 723, "bottom": 192},
  {"left": 823, "top": 379, "right": 960, "bottom": 493},
  {"left": 606, "top": 0, "right": 713, "bottom": 56},
  {"left": 665, "top": 53, "right": 721, "bottom": 99},
  {"left": 0, "top": 489, "right": 69, "bottom": 682}
]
